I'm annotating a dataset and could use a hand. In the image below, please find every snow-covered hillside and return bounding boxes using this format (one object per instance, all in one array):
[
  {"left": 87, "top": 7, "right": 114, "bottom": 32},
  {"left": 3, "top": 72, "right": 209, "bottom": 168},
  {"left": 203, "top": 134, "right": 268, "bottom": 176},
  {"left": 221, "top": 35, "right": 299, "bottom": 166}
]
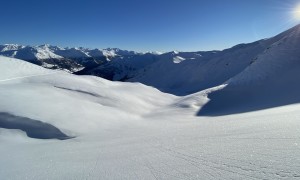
[
  {"left": 196, "top": 24, "right": 300, "bottom": 116},
  {"left": 1, "top": 56, "right": 300, "bottom": 179},
  {"left": 0, "top": 56, "right": 175, "bottom": 135}
]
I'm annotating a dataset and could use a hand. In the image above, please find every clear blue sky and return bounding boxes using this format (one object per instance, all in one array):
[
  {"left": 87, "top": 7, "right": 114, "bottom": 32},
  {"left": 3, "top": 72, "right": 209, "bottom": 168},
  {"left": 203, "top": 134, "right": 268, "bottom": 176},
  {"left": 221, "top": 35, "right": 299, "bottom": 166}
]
[{"left": 1, "top": 0, "right": 300, "bottom": 52}]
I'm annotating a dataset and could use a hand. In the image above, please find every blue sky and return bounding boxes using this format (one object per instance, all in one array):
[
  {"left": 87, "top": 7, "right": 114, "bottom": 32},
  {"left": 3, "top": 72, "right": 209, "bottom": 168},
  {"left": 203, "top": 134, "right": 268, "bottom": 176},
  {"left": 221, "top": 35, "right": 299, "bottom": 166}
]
[{"left": 1, "top": 0, "right": 300, "bottom": 52}]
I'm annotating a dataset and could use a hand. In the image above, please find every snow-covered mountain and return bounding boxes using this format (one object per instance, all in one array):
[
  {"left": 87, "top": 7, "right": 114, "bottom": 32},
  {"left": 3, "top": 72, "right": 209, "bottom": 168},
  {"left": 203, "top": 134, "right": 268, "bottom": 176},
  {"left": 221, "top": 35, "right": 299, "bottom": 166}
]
[
  {"left": 0, "top": 44, "right": 63, "bottom": 60},
  {"left": 0, "top": 44, "right": 143, "bottom": 72},
  {"left": 196, "top": 24, "right": 300, "bottom": 116}
]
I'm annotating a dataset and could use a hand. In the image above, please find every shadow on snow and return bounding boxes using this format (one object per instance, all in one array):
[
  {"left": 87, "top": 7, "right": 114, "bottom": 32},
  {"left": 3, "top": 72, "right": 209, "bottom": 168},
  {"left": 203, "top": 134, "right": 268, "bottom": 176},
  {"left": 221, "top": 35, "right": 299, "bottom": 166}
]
[{"left": 0, "top": 112, "right": 72, "bottom": 140}]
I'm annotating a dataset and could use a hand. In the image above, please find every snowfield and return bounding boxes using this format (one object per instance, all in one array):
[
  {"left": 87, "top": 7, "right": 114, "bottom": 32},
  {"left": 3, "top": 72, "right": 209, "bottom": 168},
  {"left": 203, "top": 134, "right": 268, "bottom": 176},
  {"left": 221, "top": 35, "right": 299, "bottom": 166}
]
[
  {"left": 2, "top": 25, "right": 300, "bottom": 179},
  {"left": 1, "top": 55, "right": 300, "bottom": 179}
]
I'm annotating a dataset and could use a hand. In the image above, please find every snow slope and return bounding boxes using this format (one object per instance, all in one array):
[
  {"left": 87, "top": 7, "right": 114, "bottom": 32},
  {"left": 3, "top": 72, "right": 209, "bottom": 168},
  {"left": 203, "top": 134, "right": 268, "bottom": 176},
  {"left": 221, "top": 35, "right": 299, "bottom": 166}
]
[
  {"left": 197, "top": 24, "right": 300, "bottom": 116},
  {"left": 1, "top": 56, "right": 300, "bottom": 179},
  {"left": 0, "top": 56, "right": 175, "bottom": 135},
  {"left": 0, "top": 56, "right": 55, "bottom": 81}
]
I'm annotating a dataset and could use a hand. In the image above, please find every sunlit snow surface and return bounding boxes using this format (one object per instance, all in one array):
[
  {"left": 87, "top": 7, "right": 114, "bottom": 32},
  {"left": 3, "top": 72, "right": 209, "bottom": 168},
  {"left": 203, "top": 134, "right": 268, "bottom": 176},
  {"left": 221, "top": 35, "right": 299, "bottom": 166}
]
[{"left": 1, "top": 57, "right": 300, "bottom": 179}]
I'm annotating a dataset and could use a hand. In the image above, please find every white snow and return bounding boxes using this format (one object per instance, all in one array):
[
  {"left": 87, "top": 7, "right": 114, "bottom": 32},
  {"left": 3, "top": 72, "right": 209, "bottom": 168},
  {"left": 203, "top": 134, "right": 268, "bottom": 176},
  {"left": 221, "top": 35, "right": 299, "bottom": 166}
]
[
  {"left": 0, "top": 56, "right": 55, "bottom": 80},
  {"left": 35, "top": 45, "right": 64, "bottom": 60},
  {"left": 173, "top": 56, "right": 186, "bottom": 63},
  {"left": 0, "top": 44, "right": 24, "bottom": 51},
  {"left": 1, "top": 55, "right": 300, "bottom": 179}
]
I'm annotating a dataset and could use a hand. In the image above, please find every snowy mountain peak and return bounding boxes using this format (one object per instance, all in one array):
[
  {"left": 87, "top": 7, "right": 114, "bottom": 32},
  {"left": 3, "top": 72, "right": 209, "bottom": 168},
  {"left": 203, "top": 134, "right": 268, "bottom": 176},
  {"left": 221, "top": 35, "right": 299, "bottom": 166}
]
[
  {"left": 173, "top": 56, "right": 186, "bottom": 63},
  {"left": 172, "top": 50, "right": 179, "bottom": 54},
  {"left": 0, "top": 44, "right": 24, "bottom": 51}
]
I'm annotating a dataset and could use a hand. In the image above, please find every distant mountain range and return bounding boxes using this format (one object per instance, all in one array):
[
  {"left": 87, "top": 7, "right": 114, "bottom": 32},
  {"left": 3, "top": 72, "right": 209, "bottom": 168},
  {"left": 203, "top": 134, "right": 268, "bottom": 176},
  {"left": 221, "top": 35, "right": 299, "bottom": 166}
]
[
  {"left": 1, "top": 24, "right": 300, "bottom": 95},
  {"left": 0, "top": 44, "right": 145, "bottom": 72}
]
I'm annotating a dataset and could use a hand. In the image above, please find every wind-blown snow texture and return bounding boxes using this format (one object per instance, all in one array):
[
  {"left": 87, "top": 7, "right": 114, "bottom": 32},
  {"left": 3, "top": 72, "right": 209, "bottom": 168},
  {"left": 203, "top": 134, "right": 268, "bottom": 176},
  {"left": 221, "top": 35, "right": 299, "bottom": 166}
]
[{"left": 1, "top": 25, "right": 300, "bottom": 179}]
